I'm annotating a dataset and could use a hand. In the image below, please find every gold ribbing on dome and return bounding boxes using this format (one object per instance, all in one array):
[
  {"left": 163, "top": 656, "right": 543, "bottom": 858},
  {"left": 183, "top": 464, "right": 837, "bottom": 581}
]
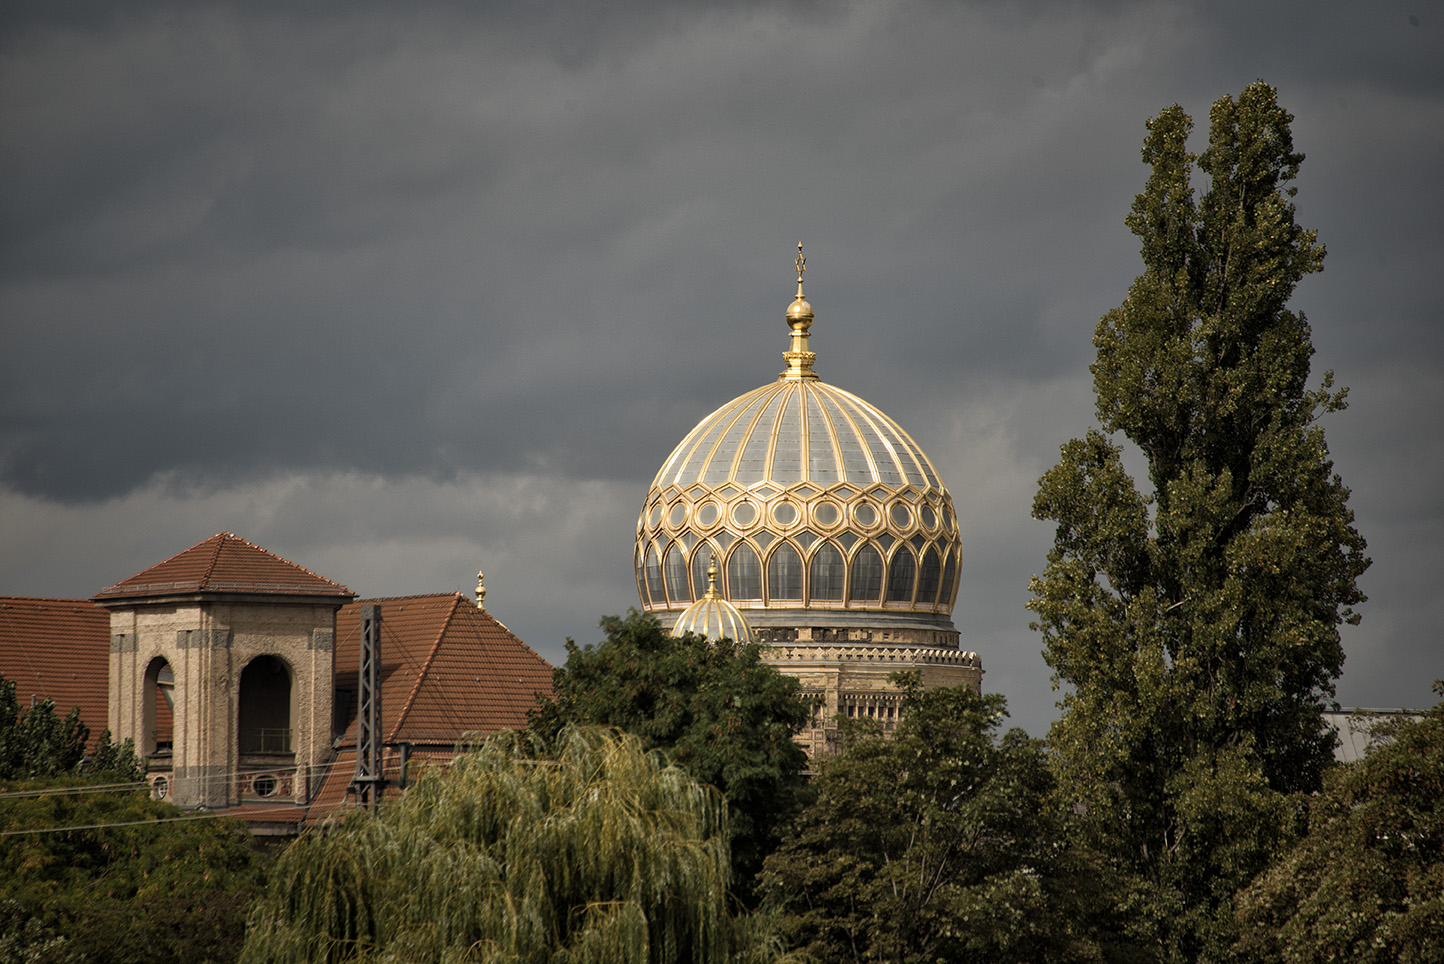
[
  {"left": 671, "top": 553, "right": 755, "bottom": 644},
  {"left": 781, "top": 241, "right": 818, "bottom": 380}
]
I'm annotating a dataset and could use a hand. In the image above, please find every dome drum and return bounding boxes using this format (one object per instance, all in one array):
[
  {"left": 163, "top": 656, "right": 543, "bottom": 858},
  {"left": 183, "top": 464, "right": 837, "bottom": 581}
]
[{"left": 636, "top": 533, "right": 959, "bottom": 617}]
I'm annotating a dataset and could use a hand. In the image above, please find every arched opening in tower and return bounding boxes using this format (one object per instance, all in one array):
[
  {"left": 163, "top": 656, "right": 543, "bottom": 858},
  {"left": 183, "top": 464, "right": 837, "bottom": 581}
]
[
  {"left": 238, "top": 654, "right": 294, "bottom": 754},
  {"left": 143, "top": 656, "right": 174, "bottom": 757}
]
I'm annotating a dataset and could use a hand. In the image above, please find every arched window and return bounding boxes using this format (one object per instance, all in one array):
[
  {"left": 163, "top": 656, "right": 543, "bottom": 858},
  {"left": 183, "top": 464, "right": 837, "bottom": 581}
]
[
  {"left": 809, "top": 542, "right": 845, "bottom": 600},
  {"left": 849, "top": 544, "right": 883, "bottom": 603},
  {"left": 663, "top": 542, "right": 689, "bottom": 603},
  {"left": 143, "top": 656, "right": 174, "bottom": 758},
  {"left": 644, "top": 543, "right": 664, "bottom": 605},
  {"left": 887, "top": 548, "right": 916, "bottom": 602},
  {"left": 939, "top": 548, "right": 958, "bottom": 608},
  {"left": 768, "top": 543, "right": 803, "bottom": 601},
  {"left": 727, "top": 543, "right": 762, "bottom": 600},
  {"left": 691, "top": 543, "right": 718, "bottom": 597},
  {"left": 918, "top": 545, "right": 941, "bottom": 605},
  {"left": 238, "top": 655, "right": 293, "bottom": 754}
]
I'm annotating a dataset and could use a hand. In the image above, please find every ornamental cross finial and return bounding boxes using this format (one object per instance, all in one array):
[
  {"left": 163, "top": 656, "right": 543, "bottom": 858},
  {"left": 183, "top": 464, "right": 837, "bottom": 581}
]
[{"left": 794, "top": 242, "right": 806, "bottom": 289}]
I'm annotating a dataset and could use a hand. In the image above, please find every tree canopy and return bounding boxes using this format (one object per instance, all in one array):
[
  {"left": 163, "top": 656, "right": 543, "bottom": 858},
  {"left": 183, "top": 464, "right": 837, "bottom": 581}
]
[
  {"left": 242, "top": 727, "right": 778, "bottom": 964},
  {"left": 1028, "top": 82, "right": 1369, "bottom": 961},
  {"left": 0, "top": 777, "right": 261, "bottom": 964},
  {"left": 528, "top": 610, "right": 813, "bottom": 899},
  {"left": 0, "top": 675, "right": 142, "bottom": 783},
  {"left": 2, "top": 674, "right": 255, "bottom": 962},
  {"left": 761, "top": 676, "right": 1129, "bottom": 964},
  {"left": 1235, "top": 683, "right": 1444, "bottom": 964}
]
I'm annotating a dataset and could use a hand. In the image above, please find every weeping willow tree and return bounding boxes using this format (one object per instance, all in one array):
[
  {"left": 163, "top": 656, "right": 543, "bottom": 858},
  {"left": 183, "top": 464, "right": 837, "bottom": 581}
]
[{"left": 243, "top": 727, "right": 777, "bottom": 964}]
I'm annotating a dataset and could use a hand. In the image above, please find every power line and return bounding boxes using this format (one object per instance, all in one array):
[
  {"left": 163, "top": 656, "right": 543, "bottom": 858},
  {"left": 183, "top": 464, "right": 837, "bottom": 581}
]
[
  {"left": 0, "top": 780, "right": 149, "bottom": 799},
  {"left": 0, "top": 811, "right": 225, "bottom": 837}
]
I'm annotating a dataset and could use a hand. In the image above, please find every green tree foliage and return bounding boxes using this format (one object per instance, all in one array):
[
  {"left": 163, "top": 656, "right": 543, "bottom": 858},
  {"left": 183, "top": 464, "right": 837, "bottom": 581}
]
[
  {"left": 0, "top": 675, "right": 142, "bottom": 782},
  {"left": 0, "top": 780, "right": 263, "bottom": 964},
  {"left": 1235, "top": 682, "right": 1444, "bottom": 964},
  {"left": 243, "top": 727, "right": 777, "bottom": 964},
  {"left": 1028, "top": 82, "right": 1369, "bottom": 961},
  {"left": 760, "top": 677, "right": 1128, "bottom": 964},
  {"left": 529, "top": 610, "right": 813, "bottom": 899},
  {"left": 0, "top": 676, "right": 86, "bottom": 779}
]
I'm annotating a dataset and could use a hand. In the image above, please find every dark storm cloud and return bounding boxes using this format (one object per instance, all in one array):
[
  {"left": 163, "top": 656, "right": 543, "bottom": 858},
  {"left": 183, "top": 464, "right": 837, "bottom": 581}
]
[{"left": 2, "top": 0, "right": 1440, "bottom": 735}]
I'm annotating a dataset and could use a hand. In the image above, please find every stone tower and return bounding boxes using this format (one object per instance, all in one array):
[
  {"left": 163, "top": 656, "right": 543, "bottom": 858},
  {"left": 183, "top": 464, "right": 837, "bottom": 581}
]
[{"left": 95, "top": 533, "right": 353, "bottom": 808}]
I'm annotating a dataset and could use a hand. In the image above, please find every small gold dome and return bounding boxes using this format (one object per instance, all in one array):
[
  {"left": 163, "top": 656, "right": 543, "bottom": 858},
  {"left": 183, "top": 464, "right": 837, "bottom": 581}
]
[{"left": 671, "top": 558, "right": 755, "bottom": 644}]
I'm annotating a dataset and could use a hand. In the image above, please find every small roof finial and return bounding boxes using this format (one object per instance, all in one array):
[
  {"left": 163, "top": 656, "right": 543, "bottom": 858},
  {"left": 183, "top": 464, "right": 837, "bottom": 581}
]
[
  {"left": 782, "top": 241, "right": 818, "bottom": 380},
  {"left": 475, "top": 571, "right": 487, "bottom": 610},
  {"left": 705, "top": 554, "right": 720, "bottom": 597}
]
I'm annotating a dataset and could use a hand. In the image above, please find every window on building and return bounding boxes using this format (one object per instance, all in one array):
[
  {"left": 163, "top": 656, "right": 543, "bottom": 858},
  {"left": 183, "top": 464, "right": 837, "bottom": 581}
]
[
  {"left": 810, "top": 542, "right": 845, "bottom": 600},
  {"left": 768, "top": 543, "right": 803, "bottom": 600},
  {"left": 887, "top": 548, "right": 916, "bottom": 602},
  {"left": 727, "top": 543, "right": 762, "bottom": 600},
  {"left": 663, "top": 542, "right": 689, "bottom": 604},
  {"left": 849, "top": 544, "right": 883, "bottom": 603}
]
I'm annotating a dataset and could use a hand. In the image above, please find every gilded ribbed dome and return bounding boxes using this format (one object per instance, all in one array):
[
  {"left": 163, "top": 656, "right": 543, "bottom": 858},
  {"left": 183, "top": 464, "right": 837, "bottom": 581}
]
[
  {"left": 635, "top": 248, "right": 961, "bottom": 626},
  {"left": 672, "top": 558, "right": 755, "bottom": 644}
]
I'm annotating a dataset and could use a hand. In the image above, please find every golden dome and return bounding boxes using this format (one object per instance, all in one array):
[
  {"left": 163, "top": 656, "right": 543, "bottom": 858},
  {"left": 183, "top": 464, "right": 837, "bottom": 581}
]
[
  {"left": 671, "top": 558, "right": 755, "bottom": 645},
  {"left": 635, "top": 248, "right": 961, "bottom": 627}
]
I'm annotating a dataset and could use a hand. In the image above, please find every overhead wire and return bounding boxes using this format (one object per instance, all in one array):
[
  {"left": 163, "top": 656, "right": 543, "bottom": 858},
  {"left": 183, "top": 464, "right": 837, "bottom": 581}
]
[{"left": 0, "top": 754, "right": 419, "bottom": 837}]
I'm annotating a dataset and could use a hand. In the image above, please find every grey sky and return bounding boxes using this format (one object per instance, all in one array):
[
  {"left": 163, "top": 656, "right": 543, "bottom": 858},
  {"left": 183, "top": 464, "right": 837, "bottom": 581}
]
[{"left": 2, "top": 1, "right": 1440, "bottom": 736}]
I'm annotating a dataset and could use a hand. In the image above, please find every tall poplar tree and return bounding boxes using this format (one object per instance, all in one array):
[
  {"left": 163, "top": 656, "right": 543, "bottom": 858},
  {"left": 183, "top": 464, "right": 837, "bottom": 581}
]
[{"left": 1028, "top": 82, "right": 1369, "bottom": 961}]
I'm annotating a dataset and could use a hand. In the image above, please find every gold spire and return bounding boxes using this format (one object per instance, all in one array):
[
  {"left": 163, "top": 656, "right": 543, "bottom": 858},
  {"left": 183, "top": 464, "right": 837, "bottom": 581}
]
[
  {"left": 781, "top": 241, "right": 818, "bottom": 380},
  {"left": 475, "top": 571, "right": 487, "bottom": 610},
  {"left": 704, "top": 556, "right": 720, "bottom": 598}
]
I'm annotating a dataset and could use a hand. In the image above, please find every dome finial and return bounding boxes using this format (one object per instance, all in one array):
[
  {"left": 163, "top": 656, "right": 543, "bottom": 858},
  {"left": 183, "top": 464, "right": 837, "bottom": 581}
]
[
  {"left": 782, "top": 242, "right": 818, "bottom": 380},
  {"left": 705, "top": 555, "right": 720, "bottom": 598}
]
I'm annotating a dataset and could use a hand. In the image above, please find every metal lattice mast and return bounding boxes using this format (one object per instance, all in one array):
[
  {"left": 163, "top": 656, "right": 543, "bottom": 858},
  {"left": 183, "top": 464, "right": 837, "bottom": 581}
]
[{"left": 352, "top": 604, "right": 384, "bottom": 809}]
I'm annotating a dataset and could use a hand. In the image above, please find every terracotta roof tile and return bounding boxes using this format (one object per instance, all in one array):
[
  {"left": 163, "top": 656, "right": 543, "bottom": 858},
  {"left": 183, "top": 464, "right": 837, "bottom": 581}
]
[
  {"left": 94, "top": 532, "right": 352, "bottom": 600},
  {"left": 334, "top": 594, "right": 553, "bottom": 746},
  {"left": 303, "top": 746, "right": 443, "bottom": 825},
  {"left": 0, "top": 597, "right": 110, "bottom": 748}
]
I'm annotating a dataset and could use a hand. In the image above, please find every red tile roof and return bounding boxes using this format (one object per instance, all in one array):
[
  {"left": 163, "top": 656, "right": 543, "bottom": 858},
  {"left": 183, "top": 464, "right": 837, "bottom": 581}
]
[
  {"left": 0, "top": 597, "right": 111, "bottom": 748},
  {"left": 304, "top": 746, "right": 424, "bottom": 825},
  {"left": 94, "top": 532, "right": 353, "bottom": 600},
  {"left": 334, "top": 594, "right": 554, "bottom": 746}
]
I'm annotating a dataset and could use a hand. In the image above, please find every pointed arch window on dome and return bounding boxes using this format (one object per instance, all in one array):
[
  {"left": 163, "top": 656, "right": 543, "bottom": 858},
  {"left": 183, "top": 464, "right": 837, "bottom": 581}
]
[
  {"left": 849, "top": 544, "right": 883, "bottom": 603},
  {"left": 940, "top": 547, "right": 958, "bottom": 608},
  {"left": 767, "top": 543, "right": 803, "bottom": 601},
  {"left": 887, "top": 548, "right": 916, "bottom": 602},
  {"left": 809, "top": 542, "right": 845, "bottom": 600},
  {"left": 664, "top": 543, "right": 689, "bottom": 604},
  {"left": 918, "top": 545, "right": 941, "bottom": 606},
  {"left": 644, "top": 544, "right": 664, "bottom": 606},
  {"left": 727, "top": 544, "right": 762, "bottom": 601},
  {"left": 691, "top": 544, "right": 716, "bottom": 600}
]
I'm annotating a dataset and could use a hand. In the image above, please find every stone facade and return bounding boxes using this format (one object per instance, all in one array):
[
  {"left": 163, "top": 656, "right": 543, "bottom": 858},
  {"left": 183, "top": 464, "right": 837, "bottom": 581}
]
[
  {"left": 105, "top": 595, "right": 339, "bottom": 809},
  {"left": 762, "top": 636, "right": 983, "bottom": 757}
]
